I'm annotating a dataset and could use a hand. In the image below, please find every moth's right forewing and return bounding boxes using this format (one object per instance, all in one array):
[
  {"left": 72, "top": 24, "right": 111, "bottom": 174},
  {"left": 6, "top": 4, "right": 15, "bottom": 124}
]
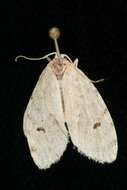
[
  {"left": 23, "top": 65, "right": 68, "bottom": 169},
  {"left": 62, "top": 64, "right": 118, "bottom": 163}
]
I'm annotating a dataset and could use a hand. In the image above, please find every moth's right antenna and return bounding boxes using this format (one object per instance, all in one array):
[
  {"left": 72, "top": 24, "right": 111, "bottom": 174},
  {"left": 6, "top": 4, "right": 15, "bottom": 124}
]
[{"left": 49, "top": 27, "right": 61, "bottom": 59}]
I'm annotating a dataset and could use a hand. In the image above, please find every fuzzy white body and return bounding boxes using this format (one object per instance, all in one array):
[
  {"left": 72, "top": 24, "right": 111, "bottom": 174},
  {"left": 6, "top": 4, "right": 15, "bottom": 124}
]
[{"left": 23, "top": 57, "right": 118, "bottom": 169}]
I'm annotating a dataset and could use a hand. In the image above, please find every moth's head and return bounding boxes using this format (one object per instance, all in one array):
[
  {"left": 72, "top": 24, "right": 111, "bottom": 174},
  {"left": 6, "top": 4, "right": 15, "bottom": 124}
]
[
  {"left": 50, "top": 56, "right": 71, "bottom": 76},
  {"left": 48, "top": 27, "right": 75, "bottom": 76},
  {"left": 49, "top": 27, "right": 71, "bottom": 73}
]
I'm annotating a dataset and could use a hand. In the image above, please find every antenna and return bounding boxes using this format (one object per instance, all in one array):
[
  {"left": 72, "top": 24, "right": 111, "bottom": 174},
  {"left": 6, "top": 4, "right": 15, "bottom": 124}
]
[
  {"left": 49, "top": 27, "right": 61, "bottom": 58},
  {"left": 15, "top": 27, "right": 62, "bottom": 62}
]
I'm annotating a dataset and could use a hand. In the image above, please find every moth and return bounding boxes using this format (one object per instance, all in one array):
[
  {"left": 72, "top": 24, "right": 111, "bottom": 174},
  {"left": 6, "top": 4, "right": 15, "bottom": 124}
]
[{"left": 15, "top": 27, "right": 118, "bottom": 169}]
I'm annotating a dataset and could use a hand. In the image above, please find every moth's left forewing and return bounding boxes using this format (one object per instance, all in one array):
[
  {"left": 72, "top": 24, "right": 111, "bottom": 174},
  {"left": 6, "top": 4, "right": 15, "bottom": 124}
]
[
  {"left": 23, "top": 64, "right": 68, "bottom": 169},
  {"left": 62, "top": 63, "right": 118, "bottom": 163}
]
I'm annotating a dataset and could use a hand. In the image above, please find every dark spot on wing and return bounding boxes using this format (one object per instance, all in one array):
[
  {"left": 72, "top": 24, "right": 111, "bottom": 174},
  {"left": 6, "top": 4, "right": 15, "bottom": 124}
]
[
  {"left": 36, "top": 127, "right": 46, "bottom": 133},
  {"left": 93, "top": 122, "right": 101, "bottom": 129}
]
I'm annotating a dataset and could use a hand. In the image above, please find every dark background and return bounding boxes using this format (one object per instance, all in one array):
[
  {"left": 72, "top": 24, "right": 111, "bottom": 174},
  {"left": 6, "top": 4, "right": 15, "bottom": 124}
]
[{"left": 1, "top": 0, "right": 127, "bottom": 189}]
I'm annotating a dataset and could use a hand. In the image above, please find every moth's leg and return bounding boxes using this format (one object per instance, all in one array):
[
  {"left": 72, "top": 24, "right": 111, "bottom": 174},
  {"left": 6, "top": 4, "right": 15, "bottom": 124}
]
[
  {"left": 91, "top": 78, "right": 104, "bottom": 83},
  {"left": 46, "top": 57, "right": 51, "bottom": 62},
  {"left": 61, "top": 54, "right": 73, "bottom": 63},
  {"left": 73, "top": 57, "right": 104, "bottom": 83},
  {"left": 74, "top": 58, "right": 79, "bottom": 67}
]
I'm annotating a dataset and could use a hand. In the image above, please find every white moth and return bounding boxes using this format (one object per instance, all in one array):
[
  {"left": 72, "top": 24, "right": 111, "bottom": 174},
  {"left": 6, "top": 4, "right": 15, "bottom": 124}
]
[{"left": 15, "top": 27, "right": 118, "bottom": 169}]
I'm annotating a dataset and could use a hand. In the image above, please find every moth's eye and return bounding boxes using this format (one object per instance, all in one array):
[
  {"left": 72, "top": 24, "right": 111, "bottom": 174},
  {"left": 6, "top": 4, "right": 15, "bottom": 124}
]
[{"left": 62, "top": 62, "right": 66, "bottom": 65}]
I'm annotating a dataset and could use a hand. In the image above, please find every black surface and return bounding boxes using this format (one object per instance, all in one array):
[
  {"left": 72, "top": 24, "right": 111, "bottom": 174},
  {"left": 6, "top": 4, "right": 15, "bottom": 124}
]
[{"left": 1, "top": 0, "right": 127, "bottom": 189}]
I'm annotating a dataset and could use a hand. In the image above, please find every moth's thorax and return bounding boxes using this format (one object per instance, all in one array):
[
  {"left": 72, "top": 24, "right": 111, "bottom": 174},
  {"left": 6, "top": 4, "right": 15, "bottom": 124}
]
[{"left": 50, "top": 58, "right": 70, "bottom": 80}]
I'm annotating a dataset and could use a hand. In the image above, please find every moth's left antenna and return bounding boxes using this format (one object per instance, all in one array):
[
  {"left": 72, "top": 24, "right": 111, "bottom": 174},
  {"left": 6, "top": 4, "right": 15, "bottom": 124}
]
[
  {"left": 49, "top": 27, "right": 61, "bottom": 59},
  {"left": 15, "top": 27, "right": 61, "bottom": 62}
]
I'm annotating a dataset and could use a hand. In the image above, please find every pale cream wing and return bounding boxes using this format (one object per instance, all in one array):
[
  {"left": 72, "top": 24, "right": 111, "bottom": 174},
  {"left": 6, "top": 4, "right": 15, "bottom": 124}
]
[
  {"left": 62, "top": 64, "right": 118, "bottom": 163},
  {"left": 23, "top": 65, "right": 68, "bottom": 169}
]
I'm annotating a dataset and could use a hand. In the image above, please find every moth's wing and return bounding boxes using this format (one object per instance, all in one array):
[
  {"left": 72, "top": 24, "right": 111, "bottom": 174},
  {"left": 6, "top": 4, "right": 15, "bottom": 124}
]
[
  {"left": 63, "top": 65, "right": 118, "bottom": 163},
  {"left": 23, "top": 66, "right": 68, "bottom": 169}
]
